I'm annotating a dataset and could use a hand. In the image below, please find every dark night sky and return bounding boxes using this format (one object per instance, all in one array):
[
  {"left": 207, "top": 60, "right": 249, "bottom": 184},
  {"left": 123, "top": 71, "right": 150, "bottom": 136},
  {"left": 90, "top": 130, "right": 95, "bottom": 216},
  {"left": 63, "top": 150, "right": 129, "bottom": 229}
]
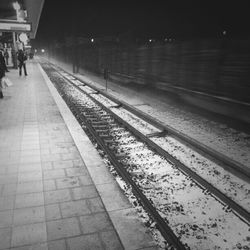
[{"left": 34, "top": 0, "right": 250, "bottom": 46}]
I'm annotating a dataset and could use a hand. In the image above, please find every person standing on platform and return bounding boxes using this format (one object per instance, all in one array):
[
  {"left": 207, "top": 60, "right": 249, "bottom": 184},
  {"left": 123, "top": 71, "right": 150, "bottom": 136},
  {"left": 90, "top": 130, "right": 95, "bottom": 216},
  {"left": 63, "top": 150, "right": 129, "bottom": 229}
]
[
  {"left": 0, "top": 45, "right": 9, "bottom": 73},
  {"left": 4, "top": 49, "right": 9, "bottom": 66},
  {"left": 17, "top": 49, "right": 28, "bottom": 76},
  {"left": 0, "top": 47, "right": 7, "bottom": 99}
]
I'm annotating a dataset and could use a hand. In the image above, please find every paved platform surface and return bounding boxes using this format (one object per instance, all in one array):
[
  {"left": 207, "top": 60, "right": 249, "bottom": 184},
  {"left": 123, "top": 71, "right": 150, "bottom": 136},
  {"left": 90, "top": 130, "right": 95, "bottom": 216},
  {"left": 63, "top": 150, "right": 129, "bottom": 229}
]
[{"left": 0, "top": 61, "right": 157, "bottom": 250}]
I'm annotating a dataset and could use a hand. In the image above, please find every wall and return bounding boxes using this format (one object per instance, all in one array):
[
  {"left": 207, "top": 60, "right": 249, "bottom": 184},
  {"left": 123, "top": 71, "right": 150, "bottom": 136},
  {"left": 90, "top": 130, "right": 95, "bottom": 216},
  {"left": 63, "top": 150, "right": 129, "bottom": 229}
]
[{"left": 48, "top": 38, "right": 250, "bottom": 123}]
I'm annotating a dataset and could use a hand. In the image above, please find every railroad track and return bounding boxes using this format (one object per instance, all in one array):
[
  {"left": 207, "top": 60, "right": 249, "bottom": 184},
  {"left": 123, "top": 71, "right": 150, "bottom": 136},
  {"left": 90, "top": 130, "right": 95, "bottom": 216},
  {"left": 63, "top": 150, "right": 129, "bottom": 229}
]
[{"left": 41, "top": 62, "right": 250, "bottom": 250}]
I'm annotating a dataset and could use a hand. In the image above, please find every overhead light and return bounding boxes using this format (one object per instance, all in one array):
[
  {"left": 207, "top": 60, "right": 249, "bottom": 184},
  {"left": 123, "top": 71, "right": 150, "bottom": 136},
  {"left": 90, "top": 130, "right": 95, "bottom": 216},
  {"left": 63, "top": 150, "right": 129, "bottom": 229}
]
[
  {"left": 19, "top": 33, "right": 28, "bottom": 44},
  {"left": 13, "top": 2, "right": 20, "bottom": 11}
]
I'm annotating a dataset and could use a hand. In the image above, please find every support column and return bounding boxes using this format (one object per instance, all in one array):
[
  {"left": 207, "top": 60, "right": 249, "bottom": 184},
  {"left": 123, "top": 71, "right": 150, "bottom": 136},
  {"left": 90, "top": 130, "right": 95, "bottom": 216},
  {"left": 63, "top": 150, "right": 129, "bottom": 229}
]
[{"left": 12, "top": 32, "right": 18, "bottom": 69}]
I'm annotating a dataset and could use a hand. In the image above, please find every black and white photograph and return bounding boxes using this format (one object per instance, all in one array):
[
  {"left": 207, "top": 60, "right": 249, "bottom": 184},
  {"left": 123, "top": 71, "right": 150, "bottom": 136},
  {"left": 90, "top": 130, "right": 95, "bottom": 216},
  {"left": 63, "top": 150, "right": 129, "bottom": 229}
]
[{"left": 0, "top": 1, "right": 250, "bottom": 249}]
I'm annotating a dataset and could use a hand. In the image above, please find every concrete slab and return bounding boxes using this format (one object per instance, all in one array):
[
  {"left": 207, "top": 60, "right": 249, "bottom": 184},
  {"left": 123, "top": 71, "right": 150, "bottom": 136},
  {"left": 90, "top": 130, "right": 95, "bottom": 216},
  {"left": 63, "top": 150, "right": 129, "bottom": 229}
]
[{"left": 0, "top": 62, "right": 159, "bottom": 250}]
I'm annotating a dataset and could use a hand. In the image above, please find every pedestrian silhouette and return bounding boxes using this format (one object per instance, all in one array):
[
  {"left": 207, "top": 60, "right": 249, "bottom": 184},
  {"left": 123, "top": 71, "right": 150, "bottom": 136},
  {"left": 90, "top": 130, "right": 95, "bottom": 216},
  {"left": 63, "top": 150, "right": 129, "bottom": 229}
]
[
  {"left": 0, "top": 43, "right": 8, "bottom": 98},
  {"left": 17, "top": 49, "right": 28, "bottom": 76}
]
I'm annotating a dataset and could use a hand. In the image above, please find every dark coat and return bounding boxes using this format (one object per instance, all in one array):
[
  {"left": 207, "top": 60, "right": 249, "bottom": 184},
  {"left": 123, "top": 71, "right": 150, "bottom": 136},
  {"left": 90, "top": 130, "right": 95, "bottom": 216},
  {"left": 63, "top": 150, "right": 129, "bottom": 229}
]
[
  {"left": 17, "top": 50, "right": 27, "bottom": 63},
  {"left": 0, "top": 52, "right": 6, "bottom": 78}
]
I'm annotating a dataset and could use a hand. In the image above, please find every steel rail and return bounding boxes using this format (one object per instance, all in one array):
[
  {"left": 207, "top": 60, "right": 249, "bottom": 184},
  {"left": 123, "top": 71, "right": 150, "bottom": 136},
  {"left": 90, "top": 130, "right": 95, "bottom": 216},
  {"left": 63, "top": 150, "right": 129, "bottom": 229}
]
[
  {"left": 59, "top": 66, "right": 250, "bottom": 181},
  {"left": 88, "top": 91, "right": 250, "bottom": 226},
  {"left": 84, "top": 117, "right": 186, "bottom": 250},
  {"left": 53, "top": 65, "right": 250, "bottom": 226},
  {"left": 55, "top": 87, "right": 187, "bottom": 250}
]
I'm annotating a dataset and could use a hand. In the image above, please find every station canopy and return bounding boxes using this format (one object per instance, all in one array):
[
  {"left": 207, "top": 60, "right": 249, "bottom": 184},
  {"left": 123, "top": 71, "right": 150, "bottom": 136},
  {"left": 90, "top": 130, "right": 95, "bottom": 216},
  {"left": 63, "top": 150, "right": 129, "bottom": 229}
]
[{"left": 0, "top": 0, "right": 44, "bottom": 39}]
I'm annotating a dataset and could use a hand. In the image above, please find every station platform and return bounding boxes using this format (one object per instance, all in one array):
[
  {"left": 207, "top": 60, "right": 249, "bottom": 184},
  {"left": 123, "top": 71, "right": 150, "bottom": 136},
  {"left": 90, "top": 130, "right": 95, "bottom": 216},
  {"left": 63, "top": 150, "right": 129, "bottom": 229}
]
[{"left": 0, "top": 61, "right": 157, "bottom": 250}]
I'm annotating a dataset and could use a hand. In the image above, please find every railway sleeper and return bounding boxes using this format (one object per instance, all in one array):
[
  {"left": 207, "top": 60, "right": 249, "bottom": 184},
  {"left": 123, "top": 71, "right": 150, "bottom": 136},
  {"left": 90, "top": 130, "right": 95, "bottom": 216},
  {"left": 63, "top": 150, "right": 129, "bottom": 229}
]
[
  {"left": 108, "top": 123, "right": 119, "bottom": 127},
  {"left": 99, "top": 133, "right": 111, "bottom": 138},
  {"left": 108, "top": 145, "right": 120, "bottom": 151},
  {"left": 83, "top": 114, "right": 97, "bottom": 119},
  {"left": 99, "top": 134, "right": 113, "bottom": 140},
  {"left": 103, "top": 139, "right": 116, "bottom": 145},
  {"left": 109, "top": 104, "right": 122, "bottom": 108},
  {"left": 91, "top": 122, "right": 108, "bottom": 126},
  {"left": 146, "top": 130, "right": 168, "bottom": 138},
  {"left": 100, "top": 115, "right": 113, "bottom": 119},
  {"left": 115, "top": 152, "right": 127, "bottom": 158},
  {"left": 96, "top": 129, "right": 110, "bottom": 134},
  {"left": 90, "top": 91, "right": 100, "bottom": 94},
  {"left": 92, "top": 125, "right": 109, "bottom": 129}
]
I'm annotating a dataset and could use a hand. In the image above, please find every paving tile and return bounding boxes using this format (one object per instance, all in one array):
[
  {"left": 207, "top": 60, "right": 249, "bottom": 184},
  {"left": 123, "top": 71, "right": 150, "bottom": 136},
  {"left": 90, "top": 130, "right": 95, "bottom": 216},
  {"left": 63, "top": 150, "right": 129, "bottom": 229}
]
[
  {"left": 20, "top": 155, "right": 41, "bottom": 164},
  {"left": 87, "top": 197, "right": 105, "bottom": 213},
  {"left": 8, "top": 145, "right": 22, "bottom": 152},
  {"left": 13, "top": 206, "right": 45, "bottom": 225},
  {"left": 40, "top": 144, "right": 51, "bottom": 151},
  {"left": 96, "top": 182, "right": 131, "bottom": 211},
  {"left": 46, "top": 217, "right": 81, "bottom": 240},
  {"left": 11, "top": 222, "right": 47, "bottom": 247},
  {"left": 71, "top": 186, "right": 98, "bottom": 200},
  {"left": 19, "top": 163, "right": 42, "bottom": 173},
  {"left": 100, "top": 230, "right": 124, "bottom": 250},
  {"left": 0, "top": 158, "right": 19, "bottom": 166},
  {"left": 48, "top": 239, "right": 66, "bottom": 250},
  {"left": 11, "top": 242, "right": 48, "bottom": 250},
  {"left": 18, "top": 171, "right": 42, "bottom": 183},
  {"left": 0, "top": 210, "right": 13, "bottom": 228},
  {"left": 41, "top": 154, "right": 61, "bottom": 163},
  {"left": 67, "top": 234, "right": 103, "bottom": 250},
  {"left": 110, "top": 208, "right": 156, "bottom": 250},
  {"left": 6, "top": 164, "right": 19, "bottom": 174},
  {"left": 22, "top": 131, "right": 39, "bottom": 136},
  {"left": 17, "top": 181, "right": 43, "bottom": 194},
  {"left": 21, "top": 144, "right": 40, "bottom": 150},
  {"left": 41, "top": 162, "right": 53, "bottom": 171},
  {"left": 0, "top": 195, "right": 15, "bottom": 211},
  {"left": 79, "top": 212, "right": 113, "bottom": 234},
  {"left": 0, "top": 174, "right": 18, "bottom": 184},
  {"left": 68, "top": 147, "right": 78, "bottom": 153},
  {"left": 60, "top": 200, "right": 91, "bottom": 218},
  {"left": 61, "top": 152, "right": 80, "bottom": 161},
  {"left": 15, "top": 192, "right": 44, "bottom": 209},
  {"left": 44, "top": 189, "right": 71, "bottom": 205},
  {"left": 0, "top": 166, "right": 6, "bottom": 175},
  {"left": 56, "top": 177, "right": 81, "bottom": 189},
  {"left": 45, "top": 204, "right": 61, "bottom": 221},
  {"left": 43, "top": 180, "right": 56, "bottom": 191},
  {"left": 73, "top": 159, "right": 85, "bottom": 168},
  {"left": 40, "top": 148, "right": 51, "bottom": 155},
  {"left": 21, "top": 139, "right": 39, "bottom": 144},
  {"left": 20, "top": 149, "right": 41, "bottom": 156},
  {"left": 43, "top": 169, "right": 65, "bottom": 180},
  {"left": 78, "top": 175, "right": 93, "bottom": 186},
  {"left": 50, "top": 148, "right": 68, "bottom": 154},
  {"left": 65, "top": 167, "right": 88, "bottom": 177},
  {"left": 0, "top": 228, "right": 11, "bottom": 249},
  {"left": 2, "top": 183, "right": 17, "bottom": 196},
  {"left": 21, "top": 137, "right": 39, "bottom": 142},
  {"left": 88, "top": 166, "right": 115, "bottom": 185},
  {"left": 53, "top": 161, "right": 74, "bottom": 169}
]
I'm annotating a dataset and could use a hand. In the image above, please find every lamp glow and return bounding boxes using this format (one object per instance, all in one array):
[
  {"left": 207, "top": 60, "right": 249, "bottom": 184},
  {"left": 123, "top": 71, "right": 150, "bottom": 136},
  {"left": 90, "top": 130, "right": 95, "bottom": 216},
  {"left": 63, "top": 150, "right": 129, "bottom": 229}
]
[
  {"left": 13, "top": 2, "right": 20, "bottom": 10},
  {"left": 19, "top": 33, "right": 28, "bottom": 44}
]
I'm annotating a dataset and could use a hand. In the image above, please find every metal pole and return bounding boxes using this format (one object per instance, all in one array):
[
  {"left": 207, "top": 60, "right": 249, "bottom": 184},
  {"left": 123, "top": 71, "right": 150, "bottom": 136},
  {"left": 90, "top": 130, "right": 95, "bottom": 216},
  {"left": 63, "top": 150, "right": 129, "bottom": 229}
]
[{"left": 12, "top": 32, "right": 18, "bottom": 69}]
